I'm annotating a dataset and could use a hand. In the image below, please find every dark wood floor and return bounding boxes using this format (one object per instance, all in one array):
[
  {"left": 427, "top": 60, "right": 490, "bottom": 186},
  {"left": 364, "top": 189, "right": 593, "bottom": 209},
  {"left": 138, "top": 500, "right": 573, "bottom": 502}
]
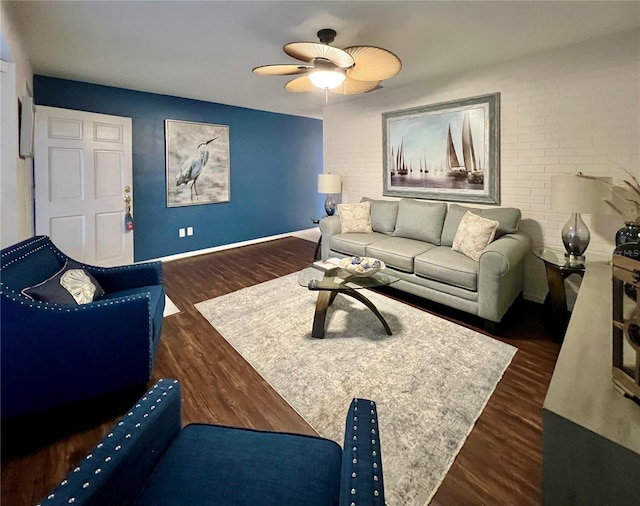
[{"left": 1, "top": 237, "right": 559, "bottom": 505}]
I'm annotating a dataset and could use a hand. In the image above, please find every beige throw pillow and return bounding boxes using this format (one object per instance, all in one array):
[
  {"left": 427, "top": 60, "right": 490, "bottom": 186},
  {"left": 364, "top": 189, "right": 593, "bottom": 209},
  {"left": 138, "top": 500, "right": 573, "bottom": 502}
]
[
  {"left": 338, "top": 202, "right": 372, "bottom": 234},
  {"left": 452, "top": 211, "right": 499, "bottom": 261}
]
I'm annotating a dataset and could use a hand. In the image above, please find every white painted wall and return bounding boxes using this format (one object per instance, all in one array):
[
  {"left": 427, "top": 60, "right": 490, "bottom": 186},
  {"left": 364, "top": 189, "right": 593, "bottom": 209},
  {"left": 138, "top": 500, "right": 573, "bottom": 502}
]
[
  {"left": 322, "top": 29, "right": 640, "bottom": 303},
  {"left": 1, "top": 2, "right": 34, "bottom": 248}
]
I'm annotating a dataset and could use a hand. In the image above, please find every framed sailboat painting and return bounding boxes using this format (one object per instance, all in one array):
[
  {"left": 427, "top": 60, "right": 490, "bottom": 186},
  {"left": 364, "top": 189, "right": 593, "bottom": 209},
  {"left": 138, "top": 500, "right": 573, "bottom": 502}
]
[{"left": 382, "top": 93, "right": 500, "bottom": 204}]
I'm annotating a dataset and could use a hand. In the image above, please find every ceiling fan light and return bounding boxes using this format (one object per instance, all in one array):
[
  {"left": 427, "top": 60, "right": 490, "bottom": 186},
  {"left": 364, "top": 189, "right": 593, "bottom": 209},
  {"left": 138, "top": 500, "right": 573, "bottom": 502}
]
[{"left": 309, "top": 70, "right": 346, "bottom": 90}]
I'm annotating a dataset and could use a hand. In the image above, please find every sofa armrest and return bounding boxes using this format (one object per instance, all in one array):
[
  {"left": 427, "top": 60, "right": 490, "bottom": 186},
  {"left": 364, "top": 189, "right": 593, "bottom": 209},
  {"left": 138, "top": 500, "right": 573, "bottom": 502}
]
[
  {"left": 38, "top": 380, "right": 182, "bottom": 506},
  {"left": 340, "top": 398, "right": 385, "bottom": 505},
  {"left": 319, "top": 215, "right": 342, "bottom": 260},
  {"left": 1, "top": 292, "right": 156, "bottom": 418},
  {"left": 478, "top": 232, "right": 531, "bottom": 322},
  {"left": 479, "top": 232, "right": 530, "bottom": 277},
  {"left": 85, "top": 262, "right": 163, "bottom": 293}
]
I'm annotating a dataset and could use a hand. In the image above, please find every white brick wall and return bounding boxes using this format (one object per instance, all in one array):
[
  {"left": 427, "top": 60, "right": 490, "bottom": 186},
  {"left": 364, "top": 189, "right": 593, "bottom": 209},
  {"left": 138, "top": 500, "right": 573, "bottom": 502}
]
[{"left": 322, "top": 29, "right": 640, "bottom": 303}]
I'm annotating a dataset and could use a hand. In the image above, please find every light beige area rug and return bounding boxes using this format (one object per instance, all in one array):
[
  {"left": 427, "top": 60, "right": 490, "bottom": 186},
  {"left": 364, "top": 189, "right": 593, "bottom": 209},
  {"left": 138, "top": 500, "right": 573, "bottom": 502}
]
[{"left": 196, "top": 273, "right": 516, "bottom": 505}]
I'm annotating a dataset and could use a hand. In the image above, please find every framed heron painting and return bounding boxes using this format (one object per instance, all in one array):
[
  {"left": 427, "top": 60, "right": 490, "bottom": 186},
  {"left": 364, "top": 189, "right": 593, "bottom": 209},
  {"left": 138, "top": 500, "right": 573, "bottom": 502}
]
[
  {"left": 165, "top": 119, "right": 230, "bottom": 207},
  {"left": 382, "top": 93, "right": 500, "bottom": 204}
]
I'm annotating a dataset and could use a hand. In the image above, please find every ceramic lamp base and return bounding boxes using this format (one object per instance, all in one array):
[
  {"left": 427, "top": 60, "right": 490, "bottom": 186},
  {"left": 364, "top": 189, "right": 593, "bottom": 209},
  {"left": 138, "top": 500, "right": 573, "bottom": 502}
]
[
  {"left": 561, "top": 212, "right": 590, "bottom": 260},
  {"left": 324, "top": 194, "right": 337, "bottom": 216}
]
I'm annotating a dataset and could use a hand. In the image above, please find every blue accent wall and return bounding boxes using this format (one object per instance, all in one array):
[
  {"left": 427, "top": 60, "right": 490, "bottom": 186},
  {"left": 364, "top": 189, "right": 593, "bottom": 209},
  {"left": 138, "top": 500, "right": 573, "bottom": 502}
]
[{"left": 34, "top": 76, "right": 323, "bottom": 261}]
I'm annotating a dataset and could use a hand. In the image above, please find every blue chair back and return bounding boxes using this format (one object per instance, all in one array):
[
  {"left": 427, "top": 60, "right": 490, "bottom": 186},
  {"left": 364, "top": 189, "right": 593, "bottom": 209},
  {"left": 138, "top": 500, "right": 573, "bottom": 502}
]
[{"left": 1, "top": 236, "right": 64, "bottom": 292}]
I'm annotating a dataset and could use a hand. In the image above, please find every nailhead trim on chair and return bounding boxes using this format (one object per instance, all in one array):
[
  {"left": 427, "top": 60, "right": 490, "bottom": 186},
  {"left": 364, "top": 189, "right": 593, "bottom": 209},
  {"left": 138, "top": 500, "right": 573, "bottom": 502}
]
[
  {"left": 0, "top": 288, "right": 154, "bottom": 373},
  {"left": 0, "top": 236, "right": 48, "bottom": 259},
  {"left": 36, "top": 379, "right": 178, "bottom": 506},
  {"left": 1, "top": 236, "right": 163, "bottom": 284},
  {"left": 0, "top": 288, "right": 151, "bottom": 311},
  {"left": 346, "top": 398, "right": 383, "bottom": 505},
  {"left": 2, "top": 238, "right": 157, "bottom": 374},
  {"left": 1, "top": 243, "right": 49, "bottom": 266}
]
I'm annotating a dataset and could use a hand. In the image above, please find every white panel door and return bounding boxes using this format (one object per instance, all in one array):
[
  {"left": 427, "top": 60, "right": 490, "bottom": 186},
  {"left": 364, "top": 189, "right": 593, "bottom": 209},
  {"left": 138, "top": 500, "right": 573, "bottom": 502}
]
[{"left": 34, "top": 106, "right": 133, "bottom": 266}]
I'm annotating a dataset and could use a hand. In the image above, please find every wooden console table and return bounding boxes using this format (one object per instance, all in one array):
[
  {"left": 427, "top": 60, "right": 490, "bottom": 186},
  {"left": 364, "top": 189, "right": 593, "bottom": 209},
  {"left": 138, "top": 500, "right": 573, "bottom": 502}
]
[{"left": 543, "top": 260, "right": 640, "bottom": 504}]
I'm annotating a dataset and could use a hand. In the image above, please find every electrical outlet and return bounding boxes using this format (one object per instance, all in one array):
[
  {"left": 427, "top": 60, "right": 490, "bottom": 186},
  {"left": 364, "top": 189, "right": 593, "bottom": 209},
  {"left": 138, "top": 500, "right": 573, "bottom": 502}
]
[
  {"left": 179, "top": 228, "right": 185, "bottom": 238},
  {"left": 187, "top": 226, "right": 193, "bottom": 236}
]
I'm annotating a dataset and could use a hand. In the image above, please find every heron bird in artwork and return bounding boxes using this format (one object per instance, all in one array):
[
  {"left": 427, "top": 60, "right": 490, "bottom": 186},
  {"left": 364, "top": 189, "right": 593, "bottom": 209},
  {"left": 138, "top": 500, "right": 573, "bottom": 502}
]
[{"left": 176, "top": 137, "right": 218, "bottom": 202}]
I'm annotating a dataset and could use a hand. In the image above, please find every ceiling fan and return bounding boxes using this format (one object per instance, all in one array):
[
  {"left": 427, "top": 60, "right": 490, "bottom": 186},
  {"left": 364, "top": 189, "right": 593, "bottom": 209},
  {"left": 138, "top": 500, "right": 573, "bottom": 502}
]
[{"left": 252, "top": 28, "right": 401, "bottom": 95}]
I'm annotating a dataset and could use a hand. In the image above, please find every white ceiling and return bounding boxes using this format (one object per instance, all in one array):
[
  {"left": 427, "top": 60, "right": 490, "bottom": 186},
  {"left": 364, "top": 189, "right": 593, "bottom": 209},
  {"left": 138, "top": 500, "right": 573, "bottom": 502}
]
[{"left": 5, "top": 1, "right": 640, "bottom": 119}]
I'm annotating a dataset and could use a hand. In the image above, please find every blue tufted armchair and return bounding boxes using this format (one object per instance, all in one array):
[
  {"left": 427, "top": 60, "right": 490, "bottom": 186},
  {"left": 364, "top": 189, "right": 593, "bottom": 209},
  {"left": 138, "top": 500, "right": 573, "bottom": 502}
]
[
  {"left": 38, "top": 379, "right": 386, "bottom": 505},
  {"left": 0, "top": 235, "right": 165, "bottom": 419}
]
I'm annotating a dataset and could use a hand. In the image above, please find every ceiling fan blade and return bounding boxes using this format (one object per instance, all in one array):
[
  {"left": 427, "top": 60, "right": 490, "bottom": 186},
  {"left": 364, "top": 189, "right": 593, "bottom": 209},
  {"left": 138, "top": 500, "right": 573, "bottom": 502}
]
[
  {"left": 284, "top": 42, "right": 354, "bottom": 69},
  {"left": 329, "top": 76, "right": 381, "bottom": 95},
  {"left": 284, "top": 75, "right": 316, "bottom": 93},
  {"left": 344, "top": 46, "right": 402, "bottom": 81},
  {"left": 252, "top": 64, "right": 314, "bottom": 76}
]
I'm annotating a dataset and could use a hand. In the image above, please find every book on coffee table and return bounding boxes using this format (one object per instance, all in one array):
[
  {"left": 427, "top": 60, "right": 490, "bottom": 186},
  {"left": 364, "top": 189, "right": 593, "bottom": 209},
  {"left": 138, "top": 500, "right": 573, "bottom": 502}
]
[{"left": 312, "top": 258, "right": 341, "bottom": 271}]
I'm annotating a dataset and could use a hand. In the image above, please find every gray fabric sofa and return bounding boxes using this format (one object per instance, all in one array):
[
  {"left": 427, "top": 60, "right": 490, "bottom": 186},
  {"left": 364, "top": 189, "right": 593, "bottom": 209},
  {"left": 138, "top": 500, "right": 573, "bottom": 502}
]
[{"left": 320, "top": 198, "right": 530, "bottom": 328}]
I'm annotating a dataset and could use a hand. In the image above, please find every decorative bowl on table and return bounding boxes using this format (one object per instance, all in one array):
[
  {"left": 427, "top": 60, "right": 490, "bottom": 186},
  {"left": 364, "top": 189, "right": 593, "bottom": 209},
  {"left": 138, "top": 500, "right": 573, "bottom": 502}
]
[{"left": 339, "top": 256, "right": 385, "bottom": 277}]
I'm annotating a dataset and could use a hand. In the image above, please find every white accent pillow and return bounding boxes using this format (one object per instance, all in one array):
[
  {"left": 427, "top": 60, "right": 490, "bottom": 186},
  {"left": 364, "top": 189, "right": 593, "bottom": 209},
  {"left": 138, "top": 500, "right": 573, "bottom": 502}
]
[
  {"left": 452, "top": 211, "right": 499, "bottom": 261},
  {"left": 338, "top": 202, "right": 373, "bottom": 234}
]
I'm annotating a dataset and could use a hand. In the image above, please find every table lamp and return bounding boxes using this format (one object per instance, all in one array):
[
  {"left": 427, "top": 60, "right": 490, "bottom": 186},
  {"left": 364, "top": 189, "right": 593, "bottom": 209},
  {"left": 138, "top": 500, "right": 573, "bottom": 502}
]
[
  {"left": 318, "top": 173, "right": 341, "bottom": 216},
  {"left": 550, "top": 173, "right": 607, "bottom": 262}
]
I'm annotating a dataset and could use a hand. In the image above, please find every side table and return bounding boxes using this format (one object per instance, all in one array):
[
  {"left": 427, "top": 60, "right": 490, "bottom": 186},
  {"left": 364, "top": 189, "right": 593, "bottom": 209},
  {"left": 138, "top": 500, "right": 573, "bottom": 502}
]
[
  {"left": 312, "top": 218, "right": 322, "bottom": 261},
  {"left": 532, "top": 247, "right": 585, "bottom": 341}
]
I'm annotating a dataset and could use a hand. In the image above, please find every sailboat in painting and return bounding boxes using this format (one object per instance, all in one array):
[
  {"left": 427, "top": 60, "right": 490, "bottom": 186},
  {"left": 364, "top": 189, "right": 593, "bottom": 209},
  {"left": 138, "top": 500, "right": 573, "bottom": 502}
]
[
  {"left": 445, "top": 126, "right": 466, "bottom": 179},
  {"left": 462, "top": 111, "right": 484, "bottom": 185},
  {"left": 446, "top": 111, "right": 484, "bottom": 184},
  {"left": 390, "top": 146, "right": 396, "bottom": 176},
  {"left": 396, "top": 139, "right": 409, "bottom": 175}
]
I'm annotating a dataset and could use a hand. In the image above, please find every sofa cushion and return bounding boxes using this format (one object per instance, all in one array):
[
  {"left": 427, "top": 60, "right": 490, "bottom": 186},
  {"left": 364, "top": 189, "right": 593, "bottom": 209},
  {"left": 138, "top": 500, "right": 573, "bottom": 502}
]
[
  {"left": 22, "top": 260, "right": 105, "bottom": 305},
  {"left": 366, "top": 237, "right": 434, "bottom": 272},
  {"left": 361, "top": 197, "right": 399, "bottom": 235},
  {"left": 392, "top": 199, "right": 447, "bottom": 245},
  {"left": 136, "top": 423, "right": 342, "bottom": 506},
  {"left": 441, "top": 204, "right": 521, "bottom": 246},
  {"left": 414, "top": 247, "right": 479, "bottom": 291},
  {"left": 330, "top": 232, "right": 388, "bottom": 257},
  {"left": 338, "top": 202, "right": 372, "bottom": 233},
  {"left": 452, "top": 211, "right": 499, "bottom": 261}
]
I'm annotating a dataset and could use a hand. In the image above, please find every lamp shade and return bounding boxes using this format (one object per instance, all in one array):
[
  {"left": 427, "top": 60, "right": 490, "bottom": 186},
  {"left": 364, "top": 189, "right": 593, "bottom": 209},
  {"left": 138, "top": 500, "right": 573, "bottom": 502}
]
[
  {"left": 318, "top": 173, "right": 341, "bottom": 194},
  {"left": 550, "top": 174, "right": 609, "bottom": 214}
]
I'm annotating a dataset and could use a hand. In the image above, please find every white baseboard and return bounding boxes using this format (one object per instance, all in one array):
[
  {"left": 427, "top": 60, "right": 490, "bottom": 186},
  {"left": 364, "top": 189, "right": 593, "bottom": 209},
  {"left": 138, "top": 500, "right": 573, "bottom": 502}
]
[
  {"left": 291, "top": 227, "right": 320, "bottom": 242},
  {"left": 147, "top": 228, "right": 319, "bottom": 264},
  {"left": 523, "top": 290, "right": 546, "bottom": 304}
]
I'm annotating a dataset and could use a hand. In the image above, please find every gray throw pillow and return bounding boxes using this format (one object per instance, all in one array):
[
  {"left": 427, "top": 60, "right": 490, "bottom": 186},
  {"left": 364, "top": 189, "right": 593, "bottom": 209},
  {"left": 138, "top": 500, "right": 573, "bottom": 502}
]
[
  {"left": 360, "top": 197, "right": 399, "bottom": 235},
  {"left": 441, "top": 204, "right": 521, "bottom": 246},
  {"left": 392, "top": 199, "right": 447, "bottom": 245},
  {"left": 22, "top": 260, "right": 105, "bottom": 305}
]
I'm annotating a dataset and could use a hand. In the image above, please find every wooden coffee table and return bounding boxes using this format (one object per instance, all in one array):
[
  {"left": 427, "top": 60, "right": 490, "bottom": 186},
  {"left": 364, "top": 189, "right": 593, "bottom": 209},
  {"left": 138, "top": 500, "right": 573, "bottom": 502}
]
[{"left": 298, "top": 264, "right": 399, "bottom": 339}]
